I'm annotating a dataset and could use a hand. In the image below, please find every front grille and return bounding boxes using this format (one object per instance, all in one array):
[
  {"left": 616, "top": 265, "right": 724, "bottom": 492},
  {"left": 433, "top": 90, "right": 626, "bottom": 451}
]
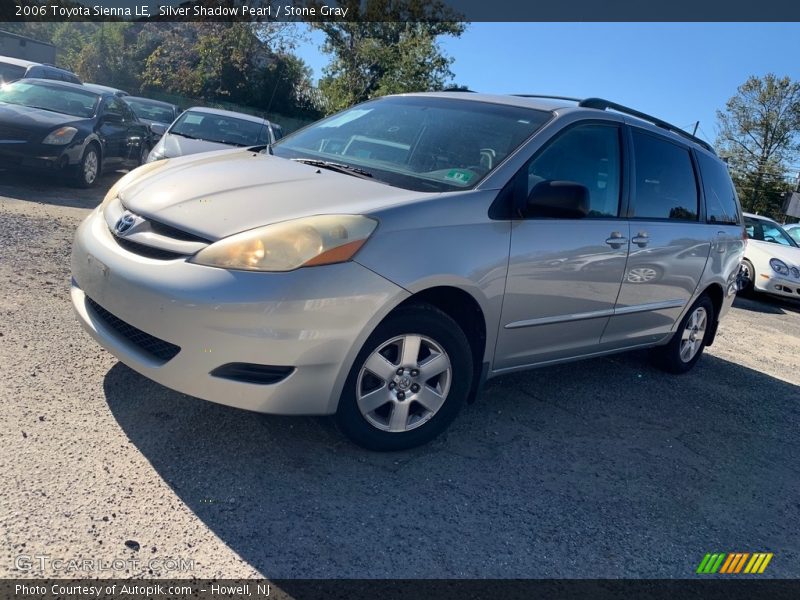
[
  {"left": 148, "top": 218, "right": 211, "bottom": 243},
  {"left": 86, "top": 297, "right": 181, "bottom": 362},
  {"left": 0, "top": 125, "right": 32, "bottom": 142},
  {"left": 114, "top": 236, "right": 188, "bottom": 260}
]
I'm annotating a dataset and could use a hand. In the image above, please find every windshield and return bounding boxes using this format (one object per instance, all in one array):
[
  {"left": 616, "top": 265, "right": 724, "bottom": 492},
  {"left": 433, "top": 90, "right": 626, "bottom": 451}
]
[
  {"left": 786, "top": 225, "right": 800, "bottom": 244},
  {"left": 0, "top": 62, "right": 26, "bottom": 85},
  {"left": 744, "top": 217, "right": 799, "bottom": 247},
  {"left": 0, "top": 80, "right": 98, "bottom": 118},
  {"left": 272, "top": 96, "right": 551, "bottom": 192},
  {"left": 169, "top": 111, "right": 267, "bottom": 146},
  {"left": 126, "top": 99, "right": 175, "bottom": 124}
]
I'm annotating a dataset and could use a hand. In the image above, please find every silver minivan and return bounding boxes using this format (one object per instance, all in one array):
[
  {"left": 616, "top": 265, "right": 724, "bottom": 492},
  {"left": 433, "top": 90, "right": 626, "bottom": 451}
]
[{"left": 71, "top": 93, "right": 745, "bottom": 450}]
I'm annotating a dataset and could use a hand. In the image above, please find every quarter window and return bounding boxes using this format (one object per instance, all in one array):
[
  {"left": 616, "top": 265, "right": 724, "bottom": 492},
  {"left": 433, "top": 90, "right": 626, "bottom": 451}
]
[
  {"left": 526, "top": 123, "right": 622, "bottom": 218},
  {"left": 631, "top": 131, "right": 698, "bottom": 221},
  {"left": 696, "top": 152, "right": 740, "bottom": 225}
]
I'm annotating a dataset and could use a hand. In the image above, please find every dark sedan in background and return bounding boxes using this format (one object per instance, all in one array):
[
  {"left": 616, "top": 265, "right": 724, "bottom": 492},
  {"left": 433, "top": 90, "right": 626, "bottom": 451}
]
[
  {"left": 124, "top": 96, "right": 181, "bottom": 141},
  {"left": 0, "top": 79, "right": 151, "bottom": 186}
]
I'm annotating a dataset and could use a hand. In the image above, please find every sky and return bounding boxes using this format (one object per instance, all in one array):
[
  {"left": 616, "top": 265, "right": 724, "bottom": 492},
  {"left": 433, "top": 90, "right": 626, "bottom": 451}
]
[{"left": 294, "top": 22, "right": 800, "bottom": 153}]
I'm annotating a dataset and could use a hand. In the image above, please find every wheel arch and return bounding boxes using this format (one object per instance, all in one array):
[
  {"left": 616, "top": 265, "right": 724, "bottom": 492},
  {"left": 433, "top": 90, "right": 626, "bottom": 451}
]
[
  {"left": 699, "top": 282, "right": 725, "bottom": 347},
  {"left": 396, "top": 286, "right": 488, "bottom": 403}
]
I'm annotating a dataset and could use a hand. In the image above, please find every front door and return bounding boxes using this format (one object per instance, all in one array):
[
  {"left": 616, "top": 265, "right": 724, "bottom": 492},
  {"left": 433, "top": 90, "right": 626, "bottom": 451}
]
[{"left": 494, "top": 122, "right": 630, "bottom": 370}]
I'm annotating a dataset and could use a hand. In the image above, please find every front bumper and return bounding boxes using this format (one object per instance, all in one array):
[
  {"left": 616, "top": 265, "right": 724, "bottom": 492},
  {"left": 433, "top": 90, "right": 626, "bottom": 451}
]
[
  {"left": 0, "top": 140, "right": 82, "bottom": 172},
  {"left": 71, "top": 208, "right": 409, "bottom": 415},
  {"left": 755, "top": 273, "right": 800, "bottom": 299}
]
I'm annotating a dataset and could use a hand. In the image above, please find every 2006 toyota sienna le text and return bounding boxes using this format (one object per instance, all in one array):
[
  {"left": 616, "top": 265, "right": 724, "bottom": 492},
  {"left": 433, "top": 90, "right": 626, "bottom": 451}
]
[{"left": 71, "top": 93, "right": 745, "bottom": 450}]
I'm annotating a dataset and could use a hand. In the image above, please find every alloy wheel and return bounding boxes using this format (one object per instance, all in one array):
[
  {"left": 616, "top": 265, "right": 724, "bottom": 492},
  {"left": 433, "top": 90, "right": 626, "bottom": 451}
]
[
  {"left": 679, "top": 306, "right": 707, "bottom": 363},
  {"left": 356, "top": 334, "right": 452, "bottom": 433}
]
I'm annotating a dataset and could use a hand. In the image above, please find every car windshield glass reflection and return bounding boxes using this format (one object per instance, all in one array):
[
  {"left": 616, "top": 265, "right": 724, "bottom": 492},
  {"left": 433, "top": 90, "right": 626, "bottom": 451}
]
[
  {"left": 0, "top": 80, "right": 99, "bottom": 118},
  {"left": 272, "top": 96, "right": 551, "bottom": 193},
  {"left": 169, "top": 111, "right": 267, "bottom": 146}
]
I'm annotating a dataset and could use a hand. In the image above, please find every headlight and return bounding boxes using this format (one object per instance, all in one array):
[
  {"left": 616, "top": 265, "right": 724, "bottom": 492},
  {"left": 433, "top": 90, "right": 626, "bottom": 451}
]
[
  {"left": 42, "top": 126, "right": 77, "bottom": 145},
  {"left": 769, "top": 258, "right": 790, "bottom": 276},
  {"left": 190, "top": 215, "right": 378, "bottom": 272}
]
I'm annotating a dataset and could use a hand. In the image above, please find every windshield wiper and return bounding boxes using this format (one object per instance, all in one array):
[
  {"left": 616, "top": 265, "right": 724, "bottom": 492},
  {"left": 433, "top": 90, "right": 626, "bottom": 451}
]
[
  {"left": 171, "top": 131, "right": 199, "bottom": 140},
  {"left": 291, "top": 158, "right": 373, "bottom": 179}
]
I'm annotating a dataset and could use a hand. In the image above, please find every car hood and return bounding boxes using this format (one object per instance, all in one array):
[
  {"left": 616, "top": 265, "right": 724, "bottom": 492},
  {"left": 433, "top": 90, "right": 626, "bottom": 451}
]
[
  {"left": 155, "top": 132, "right": 238, "bottom": 158},
  {"left": 118, "top": 150, "right": 429, "bottom": 240},
  {"left": 748, "top": 240, "right": 800, "bottom": 266},
  {"left": 0, "top": 102, "right": 86, "bottom": 133}
]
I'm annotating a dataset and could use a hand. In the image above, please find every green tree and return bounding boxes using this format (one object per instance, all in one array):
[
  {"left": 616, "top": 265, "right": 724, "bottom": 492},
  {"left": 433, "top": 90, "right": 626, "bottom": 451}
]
[
  {"left": 716, "top": 74, "right": 800, "bottom": 217},
  {"left": 313, "top": 1, "right": 466, "bottom": 113}
]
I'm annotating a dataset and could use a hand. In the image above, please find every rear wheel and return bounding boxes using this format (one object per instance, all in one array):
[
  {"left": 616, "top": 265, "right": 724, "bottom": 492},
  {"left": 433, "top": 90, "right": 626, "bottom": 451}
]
[
  {"left": 652, "top": 295, "right": 714, "bottom": 374},
  {"left": 336, "top": 304, "right": 473, "bottom": 451}
]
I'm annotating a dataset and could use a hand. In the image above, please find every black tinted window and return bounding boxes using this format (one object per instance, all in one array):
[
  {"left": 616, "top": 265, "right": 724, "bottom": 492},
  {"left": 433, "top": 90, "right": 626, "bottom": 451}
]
[
  {"left": 526, "top": 123, "right": 621, "bottom": 218},
  {"left": 631, "top": 131, "right": 698, "bottom": 221},
  {"left": 697, "top": 152, "right": 740, "bottom": 225}
]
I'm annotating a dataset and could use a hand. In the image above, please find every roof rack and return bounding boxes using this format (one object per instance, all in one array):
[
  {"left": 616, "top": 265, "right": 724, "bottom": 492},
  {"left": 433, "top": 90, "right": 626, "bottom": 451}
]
[
  {"left": 512, "top": 94, "right": 583, "bottom": 103},
  {"left": 578, "top": 97, "right": 714, "bottom": 152}
]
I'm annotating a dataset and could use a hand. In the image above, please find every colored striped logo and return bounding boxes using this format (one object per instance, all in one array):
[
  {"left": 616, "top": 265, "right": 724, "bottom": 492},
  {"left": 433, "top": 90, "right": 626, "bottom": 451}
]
[{"left": 696, "top": 552, "right": 773, "bottom": 574}]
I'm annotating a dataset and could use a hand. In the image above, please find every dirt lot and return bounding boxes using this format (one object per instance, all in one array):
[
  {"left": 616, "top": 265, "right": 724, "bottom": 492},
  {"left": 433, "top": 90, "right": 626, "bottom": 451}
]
[{"left": 1, "top": 170, "right": 798, "bottom": 579}]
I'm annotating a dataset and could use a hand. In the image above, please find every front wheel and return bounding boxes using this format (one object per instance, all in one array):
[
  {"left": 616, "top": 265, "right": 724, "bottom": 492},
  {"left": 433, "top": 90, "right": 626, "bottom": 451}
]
[
  {"left": 652, "top": 295, "right": 714, "bottom": 374},
  {"left": 73, "top": 144, "right": 100, "bottom": 188},
  {"left": 738, "top": 259, "right": 756, "bottom": 296},
  {"left": 336, "top": 304, "right": 473, "bottom": 451}
]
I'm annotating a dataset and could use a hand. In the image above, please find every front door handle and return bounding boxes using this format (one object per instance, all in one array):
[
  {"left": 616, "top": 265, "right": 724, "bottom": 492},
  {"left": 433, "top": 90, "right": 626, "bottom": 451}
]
[
  {"left": 605, "top": 232, "right": 627, "bottom": 249},
  {"left": 631, "top": 232, "right": 649, "bottom": 248}
]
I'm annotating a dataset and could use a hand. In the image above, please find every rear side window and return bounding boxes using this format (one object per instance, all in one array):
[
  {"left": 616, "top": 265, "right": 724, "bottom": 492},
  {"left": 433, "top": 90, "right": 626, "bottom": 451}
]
[
  {"left": 0, "top": 62, "right": 26, "bottom": 83},
  {"left": 526, "top": 123, "right": 622, "bottom": 218},
  {"left": 631, "top": 130, "right": 698, "bottom": 221},
  {"left": 696, "top": 152, "right": 740, "bottom": 225}
]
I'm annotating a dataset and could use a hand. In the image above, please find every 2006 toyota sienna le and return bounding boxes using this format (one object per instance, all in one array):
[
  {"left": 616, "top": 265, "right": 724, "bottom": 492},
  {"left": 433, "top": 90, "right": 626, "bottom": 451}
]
[{"left": 71, "top": 92, "right": 745, "bottom": 450}]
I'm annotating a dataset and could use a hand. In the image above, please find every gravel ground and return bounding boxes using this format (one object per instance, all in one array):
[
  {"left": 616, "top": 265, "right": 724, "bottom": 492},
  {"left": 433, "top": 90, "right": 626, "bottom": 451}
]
[{"left": 1, "top": 171, "right": 799, "bottom": 580}]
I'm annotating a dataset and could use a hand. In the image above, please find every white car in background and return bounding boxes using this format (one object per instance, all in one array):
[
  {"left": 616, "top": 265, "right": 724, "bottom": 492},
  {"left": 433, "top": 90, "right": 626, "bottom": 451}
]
[
  {"left": 146, "top": 106, "right": 282, "bottom": 162},
  {"left": 740, "top": 212, "right": 800, "bottom": 298}
]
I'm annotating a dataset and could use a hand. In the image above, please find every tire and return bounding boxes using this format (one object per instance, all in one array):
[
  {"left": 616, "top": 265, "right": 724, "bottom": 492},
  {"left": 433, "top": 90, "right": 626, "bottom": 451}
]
[
  {"left": 738, "top": 259, "right": 756, "bottom": 296},
  {"left": 138, "top": 143, "right": 149, "bottom": 166},
  {"left": 336, "top": 303, "right": 473, "bottom": 451},
  {"left": 652, "top": 294, "right": 714, "bottom": 374},
  {"left": 73, "top": 144, "right": 100, "bottom": 188}
]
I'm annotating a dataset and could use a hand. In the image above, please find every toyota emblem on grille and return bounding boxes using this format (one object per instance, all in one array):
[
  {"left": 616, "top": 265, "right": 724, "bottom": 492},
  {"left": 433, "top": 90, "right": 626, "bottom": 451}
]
[{"left": 115, "top": 212, "right": 136, "bottom": 235}]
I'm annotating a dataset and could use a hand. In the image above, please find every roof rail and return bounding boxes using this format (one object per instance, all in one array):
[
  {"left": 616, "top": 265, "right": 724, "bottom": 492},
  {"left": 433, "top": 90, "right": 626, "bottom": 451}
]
[
  {"left": 578, "top": 97, "right": 714, "bottom": 153},
  {"left": 512, "top": 94, "right": 583, "bottom": 103}
]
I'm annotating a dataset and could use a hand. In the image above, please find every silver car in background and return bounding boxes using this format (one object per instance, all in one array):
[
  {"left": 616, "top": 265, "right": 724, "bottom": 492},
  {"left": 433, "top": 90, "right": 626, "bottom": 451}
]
[
  {"left": 71, "top": 93, "right": 745, "bottom": 450},
  {"left": 146, "top": 106, "right": 282, "bottom": 162}
]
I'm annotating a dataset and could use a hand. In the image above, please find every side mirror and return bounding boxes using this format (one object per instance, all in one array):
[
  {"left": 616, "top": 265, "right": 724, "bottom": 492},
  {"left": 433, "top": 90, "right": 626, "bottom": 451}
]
[
  {"left": 150, "top": 123, "right": 167, "bottom": 136},
  {"left": 527, "top": 180, "right": 590, "bottom": 219},
  {"left": 103, "top": 112, "right": 123, "bottom": 124}
]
